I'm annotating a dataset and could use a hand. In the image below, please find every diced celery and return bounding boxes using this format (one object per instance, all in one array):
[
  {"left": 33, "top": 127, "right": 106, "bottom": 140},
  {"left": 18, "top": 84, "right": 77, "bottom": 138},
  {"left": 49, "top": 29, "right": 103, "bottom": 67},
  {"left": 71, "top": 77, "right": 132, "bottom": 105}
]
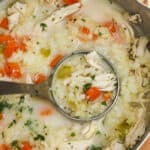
[
  {"left": 56, "top": 65, "right": 72, "bottom": 79},
  {"left": 40, "top": 48, "right": 51, "bottom": 57}
]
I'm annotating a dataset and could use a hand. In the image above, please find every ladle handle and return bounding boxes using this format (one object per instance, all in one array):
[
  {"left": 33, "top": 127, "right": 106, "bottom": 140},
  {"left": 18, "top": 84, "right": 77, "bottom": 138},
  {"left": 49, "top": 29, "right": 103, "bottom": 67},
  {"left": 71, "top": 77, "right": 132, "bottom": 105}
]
[{"left": 0, "top": 81, "right": 50, "bottom": 100}]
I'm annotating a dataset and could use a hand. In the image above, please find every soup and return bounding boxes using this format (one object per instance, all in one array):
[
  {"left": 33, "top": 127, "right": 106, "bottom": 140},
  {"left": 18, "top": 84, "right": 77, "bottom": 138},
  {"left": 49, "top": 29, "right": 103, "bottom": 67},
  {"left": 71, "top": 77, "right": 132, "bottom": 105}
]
[
  {"left": 0, "top": 0, "right": 149, "bottom": 149},
  {"left": 52, "top": 51, "right": 117, "bottom": 120}
]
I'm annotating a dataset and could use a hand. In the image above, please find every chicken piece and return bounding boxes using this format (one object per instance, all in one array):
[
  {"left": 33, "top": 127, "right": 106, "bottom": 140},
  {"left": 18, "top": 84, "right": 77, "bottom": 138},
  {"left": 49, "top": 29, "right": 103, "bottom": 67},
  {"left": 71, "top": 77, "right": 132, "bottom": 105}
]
[
  {"left": 125, "top": 108, "right": 146, "bottom": 148},
  {"left": 93, "top": 73, "right": 117, "bottom": 91},
  {"left": 33, "top": 3, "right": 81, "bottom": 35},
  {"left": 7, "top": 2, "right": 27, "bottom": 30},
  {"left": 8, "top": 13, "right": 20, "bottom": 30},
  {"left": 81, "top": 121, "right": 98, "bottom": 139},
  {"left": 85, "top": 51, "right": 104, "bottom": 70},
  {"left": 104, "top": 140, "right": 125, "bottom": 150}
]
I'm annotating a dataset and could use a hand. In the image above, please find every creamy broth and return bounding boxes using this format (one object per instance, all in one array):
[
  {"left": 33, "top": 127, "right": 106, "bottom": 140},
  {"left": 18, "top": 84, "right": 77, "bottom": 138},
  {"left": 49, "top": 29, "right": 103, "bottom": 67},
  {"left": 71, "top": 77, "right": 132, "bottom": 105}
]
[
  {"left": 0, "top": 0, "right": 149, "bottom": 150},
  {"left": 52, "top": 51, "right": 117, "bottom": 120}
]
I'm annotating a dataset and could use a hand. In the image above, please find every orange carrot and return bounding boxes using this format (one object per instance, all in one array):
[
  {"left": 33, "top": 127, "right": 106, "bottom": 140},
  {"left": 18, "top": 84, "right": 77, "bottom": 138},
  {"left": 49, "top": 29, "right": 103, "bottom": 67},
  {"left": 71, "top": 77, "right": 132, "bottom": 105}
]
[
  {"left": 0, "top": 35, "right": 13, "bottom": 43},
  {"left": 4, "top": 40, "right": 19, "bottom": 58},
  {"left": 40, "top": 107, "right": 54, "bottom": 116},
  {"left": 85, "top": 87, "right": 101, "bottom": 101},
  {"left": 0, "top": 144, "right": 10, "bottom": 150},
  {"left": 33, "top": 73, "right": 46, "bottom": 84},
  {"left": 77, "top": 35, "right": 88, "bottom": 43},
  {"left": 22, "top": 141, "right": 32, "bottom": 150},
  {"left": 102, "top": 92, "right": 112, "bottom": 101},
  {"left": 5, "top": 62, "right": 22, "bottom": 79},
  {"left": 79, "top": 26, "right": 90, "bottom": 35},
  {"left": 63, "top": 0, "right": 79, "bottom": 5},
  {"left": 0, "top": 18, "right": 9, "bottom": 30},
  {"left": 50, "top": 54, "right": 63, "bottom": 68},
  {"left": 102, "top": 20, "right": 118, "bottom": 36},
  {"left": 0, "top": 113, "right": 3, "bottom": 120},
  {"left": 0, "top": 68, "right": 5, "bottom": 77},
  {"left": 92, "top": 34, "right": 98, "bottom": 41},
  {"left": 102, "top": 20, "right": 123, "bottom": 42}
]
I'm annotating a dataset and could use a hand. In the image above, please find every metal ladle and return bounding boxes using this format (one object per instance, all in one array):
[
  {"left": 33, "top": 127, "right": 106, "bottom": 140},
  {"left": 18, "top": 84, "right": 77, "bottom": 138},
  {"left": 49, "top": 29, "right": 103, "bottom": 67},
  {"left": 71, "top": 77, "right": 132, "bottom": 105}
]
[{"left": 0, "top": 50, "right": 119, "bottom": 122}]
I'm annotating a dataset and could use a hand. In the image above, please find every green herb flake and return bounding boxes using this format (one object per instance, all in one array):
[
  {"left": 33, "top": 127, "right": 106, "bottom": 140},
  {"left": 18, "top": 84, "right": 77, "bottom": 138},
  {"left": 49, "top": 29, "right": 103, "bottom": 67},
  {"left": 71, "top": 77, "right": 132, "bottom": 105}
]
[
  {"left": 36, "top": 41, "right": 40, "bottom": 45},
  {"left": 98, "top": 32, "right": 102, "bottom": 36},
  {"left": 75, "top": 86, "right": 79, "bottom": 89},
  {"left": 70, "top": 132, "right": 76, "bottom": 137},
  {"left": 24, "top": 119, "right": 32, "bottom": 127},
  {"left": 88, "top": 145, "right": 102, "bottom": 150},
  {"left": 83, "top": 83, "right": 92, "bottom": 92},
  {"left": 40, "top": 23, "right": 47, "bottom": 31},
  {"left": 0, "top": 101, "right": 12, "bottom": 112},
  {"left": 32, "top": 15, "right": 36, "bottom": 19},
  {"left": 81, "top": 18, "right": 86, "bottom": 22},
  {"left": 95, "top": 130, "right": 101, "bottom": 135},
  {"left": 91, "top": 75, "right": 95, "bottom": 80},
  {"left": 19, "top": 95, "right": 25, "bottom": 104},
  {"left": 101, "top": 101, "right": 107, "bottom": 106},
  {"left": 108, "top": 0, "right": 112, "bottom": 4},
  {"left": 8, "top": 120, "right": 16, "bottom": 128},
  {"left": 34, "top": 134, "right": 45, "bottom": 141},
  {"left": 28, "top": 107, "right": 33, "bottom": 114},
  {"left": 11, "top": 140, "right": 21, "bottom": 150}
]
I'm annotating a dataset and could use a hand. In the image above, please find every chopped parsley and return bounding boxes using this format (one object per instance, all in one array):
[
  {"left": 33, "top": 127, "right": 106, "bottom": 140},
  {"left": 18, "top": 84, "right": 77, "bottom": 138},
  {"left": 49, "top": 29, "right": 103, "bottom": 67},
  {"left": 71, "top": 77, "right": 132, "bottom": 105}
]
[
  {"left": 24, "top": 119, "right": 32, "bottom": 127},
  {"left": 101, "top": 101, "right": 107, "bottom": 106},
  {"left": 11, "top": 140, "right": 21, "bottom": 150},
  {"left": 28, "top": 107, "right": 33, "bottom": 114},
  {"left": 91, "top": 75, "right": 95, "bottom": 80},
  {"left": 34, "top": 134, "right": 45, "bottom": 141},
  {"left": 83, "top": 83, "right": 92, "bottom": 92},
  {"left": 8, "top": 120, "right": 16, "bottom": 128},
  {"left": 36, "top": 41, "right": 40, "bottom": 45},
  {"left": 0, "top": 101, "right": 12, "bottom": 112},
  {"left": 70, "top": 132, "right": 76, "bottom": 137},
  {"left": 32, "top": 15, "right": 36, "bottom": 19},
  {"left": 95, "top": 130, "right": 101, "bottom": 135},
  {"left": 40, "top": 23, "right": 47, "bottom": 31},
  {"left": 18, "top": 95, "right": 25, "bottom": 104},
  {"left": 81, "top": 18, "right": 86, "bottom": 22},
  {"left": 98, "top": 32, "right": 102, "bottom": 36},
  {"left": 108, "top": 0, "right": 112, "bottom": 4},
  {"left": 88, "top": 145, "right": 102, "bottom": 150}
]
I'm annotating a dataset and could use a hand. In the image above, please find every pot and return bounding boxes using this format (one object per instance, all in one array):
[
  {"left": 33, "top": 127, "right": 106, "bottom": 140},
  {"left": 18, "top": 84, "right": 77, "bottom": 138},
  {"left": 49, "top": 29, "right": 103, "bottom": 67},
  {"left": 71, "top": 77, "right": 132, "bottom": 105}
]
[{"left": 116, "top": 0, "right": 150, "bottom": 149}]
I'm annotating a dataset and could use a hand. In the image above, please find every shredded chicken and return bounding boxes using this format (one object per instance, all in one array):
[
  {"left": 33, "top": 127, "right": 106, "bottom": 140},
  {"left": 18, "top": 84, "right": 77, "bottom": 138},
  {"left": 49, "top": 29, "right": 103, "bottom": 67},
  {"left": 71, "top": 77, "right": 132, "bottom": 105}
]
[
  {"left": 104, "top": 140, "right": 125, "bottom": 150},
  {"left": 85, "top": 51, "right": 104, "bottom": 70},
  {"left": 7, "top": 2, "right": 27, "bottom": 30},
  {"left": 81, "top": 122, "right": 98, "bottom": 139},
  {"left": 125, "top": 108, "right": 146, "bottom": 148},
  {"left": 33, "top": 3, "right": 81, "bottom": 35}
]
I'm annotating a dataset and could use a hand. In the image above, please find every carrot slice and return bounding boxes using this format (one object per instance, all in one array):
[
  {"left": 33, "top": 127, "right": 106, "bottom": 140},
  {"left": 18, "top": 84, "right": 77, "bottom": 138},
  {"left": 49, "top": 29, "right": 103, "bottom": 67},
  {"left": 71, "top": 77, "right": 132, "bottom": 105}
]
[
  {"left": 79, "top": 26, "right": 90, "bottom": 35},
  {"left": 0, "top": 144, "right": 10, "bottom": 150},
  {"left": 63, "top": 0, "right": 79, "bottom": 5},
  {"left": 0, "top": 35, "right": 13, "bottom": 43},
  {"left": 0, "top": 18, "right": 9, "bottom": 30},
  {"left": 33, "top": 73, "right": 46, "bottom": 84},
  {"left": 5, "top": 62, "right": 22, "bottom": 79},
  {"left": 22, "top": 141, "right": 32, "bottom": 150},
  {"left": 0, "top": 68, "right": 5, "bottom": 77},
  {"left": 4, "top": 40, "right": 18, "bottom": 58},
  {"left": 40, "top": 107, "right": 54, "bottom": 116},
  {"left": 0, "top": 113, "right": 3, "bottom": 120},
  {"left": 50, "top": 54, "right": 63, "bottom": 68},
  {"left": 102, "top": 92, "right": 112, "bottom": 101},
  {"left": 102, "top": 20, "right": 123, "bottom": 42},
  {"left": 92, "top": 34, "right": 98, "bottom": 41},
  {"left": 85, "top": 87, "right": 101, "bottom": 101}
]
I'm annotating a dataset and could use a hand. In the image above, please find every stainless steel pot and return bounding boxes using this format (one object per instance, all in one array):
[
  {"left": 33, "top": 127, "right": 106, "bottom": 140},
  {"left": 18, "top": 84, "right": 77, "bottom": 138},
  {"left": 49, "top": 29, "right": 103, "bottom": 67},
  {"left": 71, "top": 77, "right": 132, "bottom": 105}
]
[{"left": 116, "top": 0, "right": 150, "bottom": 149}]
